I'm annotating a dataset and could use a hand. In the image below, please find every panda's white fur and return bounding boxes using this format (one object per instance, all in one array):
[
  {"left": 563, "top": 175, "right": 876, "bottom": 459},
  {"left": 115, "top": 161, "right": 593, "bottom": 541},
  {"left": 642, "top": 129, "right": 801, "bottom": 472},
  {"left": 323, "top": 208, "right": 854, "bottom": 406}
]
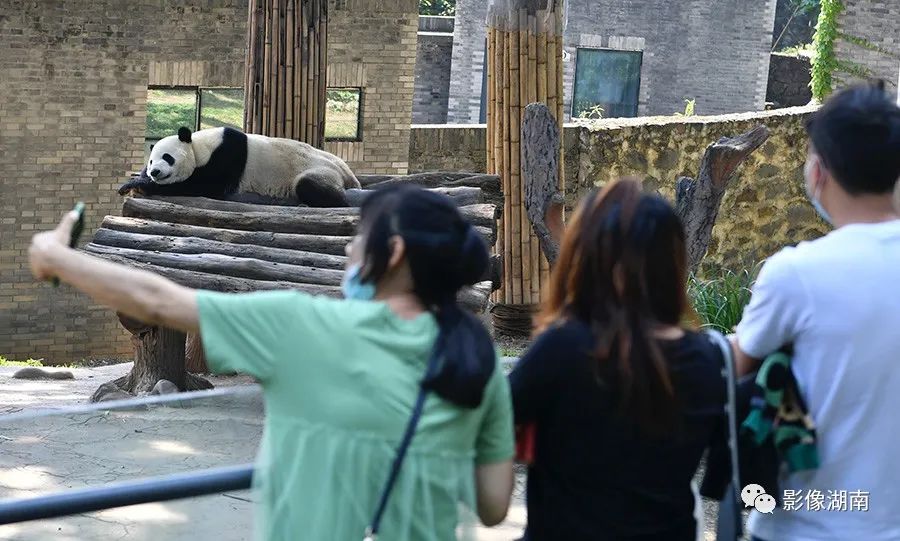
[{"left": 122, "top": 126, "right": 360, "bottom": 207}]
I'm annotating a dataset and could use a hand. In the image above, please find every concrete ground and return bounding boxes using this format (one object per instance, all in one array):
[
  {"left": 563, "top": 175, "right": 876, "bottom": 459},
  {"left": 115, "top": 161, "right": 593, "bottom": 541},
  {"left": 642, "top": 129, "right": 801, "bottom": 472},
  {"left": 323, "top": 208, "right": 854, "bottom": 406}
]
[
  {"left": 0, "top": 363, "right": 722, "bottom": 540},
  {"left": 0, "top": 363, "right": 526, "bottom": 541}
]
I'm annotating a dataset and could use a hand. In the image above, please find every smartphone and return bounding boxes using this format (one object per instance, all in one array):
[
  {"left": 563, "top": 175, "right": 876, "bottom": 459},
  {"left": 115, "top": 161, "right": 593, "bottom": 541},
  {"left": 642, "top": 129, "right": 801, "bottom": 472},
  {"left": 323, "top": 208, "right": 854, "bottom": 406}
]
[{"left": 52, "top": 202, "right": 86, "bottom": 287}]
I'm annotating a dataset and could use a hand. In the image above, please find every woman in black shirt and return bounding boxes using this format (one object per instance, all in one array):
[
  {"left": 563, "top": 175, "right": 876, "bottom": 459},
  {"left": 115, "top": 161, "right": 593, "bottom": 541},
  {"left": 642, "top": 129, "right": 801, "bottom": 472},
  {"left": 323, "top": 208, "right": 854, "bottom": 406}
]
[{"left": 509, "top": 178, "right": 726, "bottom": 541}]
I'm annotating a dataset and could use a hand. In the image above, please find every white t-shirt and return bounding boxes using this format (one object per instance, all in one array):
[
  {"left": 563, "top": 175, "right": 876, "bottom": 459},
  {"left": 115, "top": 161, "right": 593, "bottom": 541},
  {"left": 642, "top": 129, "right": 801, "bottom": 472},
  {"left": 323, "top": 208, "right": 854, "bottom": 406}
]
[{"left": 737, "top": 219, "right": 900, "bottom": 541}]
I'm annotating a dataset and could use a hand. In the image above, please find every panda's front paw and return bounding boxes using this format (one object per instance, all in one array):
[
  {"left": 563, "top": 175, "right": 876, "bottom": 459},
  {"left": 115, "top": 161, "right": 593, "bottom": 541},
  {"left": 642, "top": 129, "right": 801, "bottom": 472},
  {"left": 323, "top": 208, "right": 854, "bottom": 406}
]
[{"left": 118, "top": 180, "right": 149, "bottom": 196}]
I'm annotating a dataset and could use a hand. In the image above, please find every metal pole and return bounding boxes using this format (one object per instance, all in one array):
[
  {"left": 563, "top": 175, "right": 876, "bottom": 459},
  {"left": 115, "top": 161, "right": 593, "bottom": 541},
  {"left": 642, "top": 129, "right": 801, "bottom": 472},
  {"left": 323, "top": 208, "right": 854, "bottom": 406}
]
[{"left": 0, "top": 464, "right": 254, "bottom": 525}]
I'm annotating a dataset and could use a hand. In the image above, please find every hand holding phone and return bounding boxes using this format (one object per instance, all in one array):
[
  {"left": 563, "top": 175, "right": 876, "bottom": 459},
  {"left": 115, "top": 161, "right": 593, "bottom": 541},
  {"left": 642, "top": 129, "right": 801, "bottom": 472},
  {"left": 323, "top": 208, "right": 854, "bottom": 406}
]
[{"left": 52, "top": 202, "right": 86, "bottom": 287}]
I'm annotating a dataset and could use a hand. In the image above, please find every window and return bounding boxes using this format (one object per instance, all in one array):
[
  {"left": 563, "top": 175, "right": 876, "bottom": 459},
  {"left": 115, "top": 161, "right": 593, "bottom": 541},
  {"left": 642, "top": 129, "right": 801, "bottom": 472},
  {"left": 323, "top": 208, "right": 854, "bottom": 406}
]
[
  {"left": 145, "top": 87, "right": 244, "bottom": 157},
  {"left": 572, "top": 49, "right": 642, "bottom": 119},
  {"left": 325, "top": 88, "right": 362, "bottom": 142}
]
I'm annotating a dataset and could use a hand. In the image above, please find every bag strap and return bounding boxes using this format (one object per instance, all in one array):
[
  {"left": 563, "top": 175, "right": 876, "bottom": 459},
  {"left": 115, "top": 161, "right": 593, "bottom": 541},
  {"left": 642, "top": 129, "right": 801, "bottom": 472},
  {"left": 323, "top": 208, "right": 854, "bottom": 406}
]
[
  {"left": 364, "top": 348, "right": 441, "bottom": 541},
  {"left": 704, "top": 329, "right": 743, "bottom": 540}
]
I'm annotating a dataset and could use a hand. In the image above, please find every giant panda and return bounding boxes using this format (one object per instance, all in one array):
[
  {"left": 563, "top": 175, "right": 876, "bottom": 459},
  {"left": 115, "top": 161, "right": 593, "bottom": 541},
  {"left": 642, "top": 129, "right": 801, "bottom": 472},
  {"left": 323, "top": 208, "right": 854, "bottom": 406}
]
[{"left": 118, "top": 126, "right": 361, "bottom": 207}]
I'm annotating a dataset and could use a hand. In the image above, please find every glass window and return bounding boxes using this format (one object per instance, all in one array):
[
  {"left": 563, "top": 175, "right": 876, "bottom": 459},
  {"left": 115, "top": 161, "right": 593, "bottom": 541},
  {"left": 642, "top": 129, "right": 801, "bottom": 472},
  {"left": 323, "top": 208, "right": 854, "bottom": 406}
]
[
  {"left": 325, "top": 88, "right": 362, "bottom": 141},
  {"left": 146, "top": 88, "right": 198, "bottom": 140},
  {"left": 572, "top": 49, "right": 642, "bottom": 119},
  {"left": 199, "top": 88, "right": 245, "bottom": 131}
]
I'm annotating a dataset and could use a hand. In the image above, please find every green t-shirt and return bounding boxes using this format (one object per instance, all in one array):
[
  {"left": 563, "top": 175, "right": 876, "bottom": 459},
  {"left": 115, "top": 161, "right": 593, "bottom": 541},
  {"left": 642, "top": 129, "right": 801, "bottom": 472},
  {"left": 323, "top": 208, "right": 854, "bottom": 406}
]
[{"left": 197, "top": 290, "right": 514, "bottom": 541}]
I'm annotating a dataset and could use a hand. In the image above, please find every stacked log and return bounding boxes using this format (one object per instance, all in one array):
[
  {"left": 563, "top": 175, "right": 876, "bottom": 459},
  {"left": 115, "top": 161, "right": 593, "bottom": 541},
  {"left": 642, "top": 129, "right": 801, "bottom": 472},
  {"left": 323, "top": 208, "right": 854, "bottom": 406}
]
[{"left": 87, "top": 172, "right": 504, "bottom": 400}]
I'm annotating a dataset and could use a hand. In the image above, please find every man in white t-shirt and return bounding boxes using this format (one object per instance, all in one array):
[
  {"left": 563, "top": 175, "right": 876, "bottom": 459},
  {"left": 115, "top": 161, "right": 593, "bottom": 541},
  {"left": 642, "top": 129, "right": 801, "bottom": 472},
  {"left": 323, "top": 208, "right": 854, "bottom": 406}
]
[{"left": 732, "top": 82, "right": 900, "bottom": 541}]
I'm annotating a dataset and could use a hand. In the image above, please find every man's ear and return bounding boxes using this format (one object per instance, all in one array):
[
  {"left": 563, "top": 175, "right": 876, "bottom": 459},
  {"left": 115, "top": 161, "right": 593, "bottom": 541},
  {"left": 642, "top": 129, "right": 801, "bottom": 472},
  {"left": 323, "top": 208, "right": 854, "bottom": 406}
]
[
  {"left": 178, "top": 126, "right": 192, "bottom": 143},
  {"left": 387, "top": 236, "right": 406, "bottom": 270}
]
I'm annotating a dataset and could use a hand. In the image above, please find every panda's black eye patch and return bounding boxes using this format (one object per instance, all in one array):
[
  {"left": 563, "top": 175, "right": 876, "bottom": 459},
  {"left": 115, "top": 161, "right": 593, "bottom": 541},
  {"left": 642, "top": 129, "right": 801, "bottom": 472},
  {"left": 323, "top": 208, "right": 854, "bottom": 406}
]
[{"left": 162, "top": 154, "right": 175, "bottom": 166}]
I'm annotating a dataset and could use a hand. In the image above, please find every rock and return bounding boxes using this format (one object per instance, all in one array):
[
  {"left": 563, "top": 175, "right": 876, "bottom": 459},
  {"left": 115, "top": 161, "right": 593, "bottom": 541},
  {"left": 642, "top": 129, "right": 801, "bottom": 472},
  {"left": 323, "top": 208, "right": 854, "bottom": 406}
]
[
  {"left": 90, "top": 381, "right": 133, "bottom": 403},
  {"left": 150, "top": 379, "right": 179, "bottom": 396},
  {"left": 12, "top": 367, "right": 75, "bottom": 380}
]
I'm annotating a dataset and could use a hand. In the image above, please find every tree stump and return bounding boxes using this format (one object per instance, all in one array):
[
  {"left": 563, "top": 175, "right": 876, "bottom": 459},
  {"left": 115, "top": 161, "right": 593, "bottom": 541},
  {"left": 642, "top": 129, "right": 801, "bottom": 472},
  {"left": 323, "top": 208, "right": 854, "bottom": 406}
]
[
  {"left": 522, "top": 103, "right": 565, "bottom": 267},
  {"left": 90, "top": 314, "right": 212, "bottom": 402},
  {"left": 675, "top": 125, "right": 770, "bottom": 273},
  {"left": 184, "top": 333, "right": 209, "bottom": 374}
]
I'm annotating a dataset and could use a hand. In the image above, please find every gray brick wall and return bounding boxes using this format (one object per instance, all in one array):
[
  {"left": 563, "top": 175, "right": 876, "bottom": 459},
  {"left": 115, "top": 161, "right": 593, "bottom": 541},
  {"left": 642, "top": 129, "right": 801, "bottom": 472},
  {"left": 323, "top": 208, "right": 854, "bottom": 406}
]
[
  {"left": 0, "top": 0, "right": 419, "bottom": 363},
  {"left": 834, "top": 0, "right": 899, "bottom": 97},
  {"left": 325, "top": 0, "right": 418, "bottom": 174},
  {"left": 0, "top": 0, "right": 248, "bottom": 363},
  {"left": 413, "top": 17, "right": 454, "bottom": 124},
  {"left": 448, "top": 0, "right": 777, "bottom": 123}
]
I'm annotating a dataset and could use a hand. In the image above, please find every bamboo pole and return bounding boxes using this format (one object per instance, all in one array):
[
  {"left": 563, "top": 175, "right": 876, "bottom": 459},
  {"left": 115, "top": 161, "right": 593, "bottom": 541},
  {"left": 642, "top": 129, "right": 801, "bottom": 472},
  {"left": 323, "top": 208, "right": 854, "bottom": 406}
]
[
  {"left": 514, "top": 9, "right": 529, "bottom": 305},
  {"left": 261, "top": 1, "right": 272, "bottom": 134},
  {"left": 528, "top": 12, "right": 541, "bottom": 302},
  {"left": 317, "top": 0, "right": 327, "bottom": 148},
  {"left": 284, "top": 0, "right": 294, "bottom": 139}
]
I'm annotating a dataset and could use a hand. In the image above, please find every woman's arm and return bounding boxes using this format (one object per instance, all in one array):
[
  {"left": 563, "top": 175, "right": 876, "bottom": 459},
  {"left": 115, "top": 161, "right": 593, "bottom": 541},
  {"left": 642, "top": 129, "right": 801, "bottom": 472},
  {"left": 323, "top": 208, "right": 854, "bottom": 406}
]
[
  {"left": 475, "top": 460, "right": 514, "bottom": 526},
  {"left": 29, "top": 210, "right": 200, "bottom": 334}
]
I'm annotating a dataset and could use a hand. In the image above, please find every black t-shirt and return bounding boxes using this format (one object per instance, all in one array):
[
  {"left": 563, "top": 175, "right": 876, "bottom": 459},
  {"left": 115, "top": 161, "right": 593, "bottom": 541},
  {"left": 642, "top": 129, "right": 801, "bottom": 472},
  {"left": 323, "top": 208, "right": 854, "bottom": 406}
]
[{"left": 509, "top": 319, "right": 726, "bottom": 541}]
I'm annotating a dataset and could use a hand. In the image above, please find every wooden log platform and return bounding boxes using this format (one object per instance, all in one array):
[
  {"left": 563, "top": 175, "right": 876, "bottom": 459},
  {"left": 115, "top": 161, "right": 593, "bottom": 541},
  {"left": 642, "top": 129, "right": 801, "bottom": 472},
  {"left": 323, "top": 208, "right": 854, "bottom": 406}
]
[{"left": 88, "top": 173, "right": 505, "bottom": 400}]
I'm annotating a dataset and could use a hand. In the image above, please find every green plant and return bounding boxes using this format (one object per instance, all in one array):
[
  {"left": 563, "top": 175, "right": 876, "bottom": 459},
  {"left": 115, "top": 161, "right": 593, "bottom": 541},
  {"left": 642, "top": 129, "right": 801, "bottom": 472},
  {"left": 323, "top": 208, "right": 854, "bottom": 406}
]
[
  {"left": 772, "top": 0, "right": 821, "bottom": 52},
  {"left": 571, "top": 103, "right": 605, "bottom": 128},
  {"left": 674, "top": 98, "right": 696, "bottom": 117},
  {"left": 0, "top": 356, "right": 44, "bottom": 367},
  {"left": 419, "top": 0, "right": 454, "bottom": 16},
  {"left": 687, "top": 267, "right": 758, "bottom": 334},
  {"left": 810, "top": 0, "right": 843, "bottom": 102}
]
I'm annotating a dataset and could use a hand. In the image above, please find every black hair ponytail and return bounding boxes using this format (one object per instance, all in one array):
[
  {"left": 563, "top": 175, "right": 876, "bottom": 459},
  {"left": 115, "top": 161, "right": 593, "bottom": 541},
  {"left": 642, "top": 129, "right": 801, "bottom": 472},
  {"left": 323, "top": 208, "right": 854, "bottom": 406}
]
[{"left": 358, "top": 185, "right": 496, "bottom": 408}]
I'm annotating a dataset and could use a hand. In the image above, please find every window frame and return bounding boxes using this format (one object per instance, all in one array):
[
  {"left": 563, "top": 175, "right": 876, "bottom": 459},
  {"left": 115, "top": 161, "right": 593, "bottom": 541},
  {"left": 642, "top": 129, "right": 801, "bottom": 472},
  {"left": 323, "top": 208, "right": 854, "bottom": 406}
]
[
  {"left": 571, "top": 47, "right": 643, "bottom": 119},
  {"left": 324, "top": 86, "right": 364, "bottom": 143}
]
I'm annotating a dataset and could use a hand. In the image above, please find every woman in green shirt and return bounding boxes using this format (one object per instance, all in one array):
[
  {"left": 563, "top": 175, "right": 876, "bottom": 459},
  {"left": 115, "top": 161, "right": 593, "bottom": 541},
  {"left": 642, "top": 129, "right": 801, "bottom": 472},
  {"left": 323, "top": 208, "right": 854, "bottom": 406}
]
[{"left": 28, "top": 185, "right": 515, "bottom": 540}]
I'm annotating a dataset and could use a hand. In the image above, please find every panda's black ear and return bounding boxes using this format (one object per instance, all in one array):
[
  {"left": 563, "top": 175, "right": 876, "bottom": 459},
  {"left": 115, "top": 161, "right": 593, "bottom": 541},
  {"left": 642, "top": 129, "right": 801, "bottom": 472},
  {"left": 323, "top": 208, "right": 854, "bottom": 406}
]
[{"left": 178, "top": 126, "right": 192, "bottom": 143}]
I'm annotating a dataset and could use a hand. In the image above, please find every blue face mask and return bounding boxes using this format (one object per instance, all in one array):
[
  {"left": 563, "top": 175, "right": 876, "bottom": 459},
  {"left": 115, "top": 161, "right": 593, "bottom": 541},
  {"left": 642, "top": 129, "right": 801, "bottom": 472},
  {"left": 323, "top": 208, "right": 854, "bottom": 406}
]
[
  {"left": 805, "top": 181, "right": 833, "bottom": 226},
  {"left": 341, "top": 264, "right": 376, "bottom": 301}
]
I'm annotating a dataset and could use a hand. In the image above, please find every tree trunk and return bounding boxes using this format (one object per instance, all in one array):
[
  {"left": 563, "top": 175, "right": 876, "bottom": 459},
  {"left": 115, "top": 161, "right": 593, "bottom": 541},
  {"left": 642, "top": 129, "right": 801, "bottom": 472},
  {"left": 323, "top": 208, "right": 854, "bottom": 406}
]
[
  {"left": 91, "top": 315, "right": 212, "bottom": 402},
  {"left": 84, "top": 243, "right": 344, "bottom": 286},
  {"left": 185, "top": 333, "right": 209, "bottom": 374},
  {"left": 92, "top": 228, "right": 347, "bottom": 270},
  {"left": 521, "top": 103, "right": 565, "bottom": 266},
  {"left": 344, "top": 186, "right": 484, "bottom": 207},
  {"left": 121, "top": 198, "right": 497, "bottom": 246},
  {"left": 102, "top": 216, "right": 351, "bottom": 255},
  {"left": 675, "top": 125, "right": 770, "bottom": 272}
]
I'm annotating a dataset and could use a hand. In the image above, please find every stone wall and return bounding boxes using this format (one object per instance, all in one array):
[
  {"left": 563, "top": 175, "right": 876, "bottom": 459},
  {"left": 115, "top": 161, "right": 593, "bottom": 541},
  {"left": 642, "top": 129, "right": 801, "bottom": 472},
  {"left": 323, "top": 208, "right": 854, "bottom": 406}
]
[
  {"left": 324, "top": 0, "right": 418, "bottom": 174},
  {"left": 834, "top": 0, "right": 900, "bottom": 97},
  {"left": 767, "top": 53, "right": 813, "bottom": 108},
  {"left": 447, "top": 0, "right": 778, "bottom": 123},
  {"left": 0, "top": 0, "right": 249, "bottom": 363},
  {"left": 412, "top": 17, "right": 454, "bottom": 124},
  {"left": 410, "top": 106, "right": 827, "bottom": 270}
]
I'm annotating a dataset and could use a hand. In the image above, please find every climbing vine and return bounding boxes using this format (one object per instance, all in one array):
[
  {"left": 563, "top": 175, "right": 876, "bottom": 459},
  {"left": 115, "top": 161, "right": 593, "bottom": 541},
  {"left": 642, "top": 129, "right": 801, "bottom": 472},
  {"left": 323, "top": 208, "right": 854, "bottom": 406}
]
[
  {"left": 810, "top": 0, "right": 899, "bottom": 102},
  {"left": 810, "top": 0, "right": 842, "bottom": 101}
]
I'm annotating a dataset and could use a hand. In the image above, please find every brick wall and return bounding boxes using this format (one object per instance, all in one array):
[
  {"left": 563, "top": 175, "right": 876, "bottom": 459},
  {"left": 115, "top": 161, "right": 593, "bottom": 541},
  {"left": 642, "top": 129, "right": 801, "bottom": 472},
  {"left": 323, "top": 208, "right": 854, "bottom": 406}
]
[
  {"left": 325, "top": 0, "right": 418, "bottom": 174},
  {"left": 412, "top": 17, "right": 454, "bottom": 124},
  {"left": 0, "top": 0, "right": 247, "bottom": 363},
  {"left": 447, "top": 0, "right": 777, "bottom": 123},
  {"left": 834, "top": 0, "right": 900, "bottom": 97}
]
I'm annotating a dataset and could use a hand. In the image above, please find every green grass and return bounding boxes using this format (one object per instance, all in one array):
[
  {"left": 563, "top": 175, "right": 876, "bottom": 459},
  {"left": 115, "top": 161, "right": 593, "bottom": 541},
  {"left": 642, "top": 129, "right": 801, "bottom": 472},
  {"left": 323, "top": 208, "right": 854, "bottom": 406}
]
[
  {"left": 325, "top": 89, "right": 360, "bottom": 140},
  {"left": 0, "top": 356, "right": 44, "bottom": 367},
  {"left": 688, "top": 267, "right": 758, "bottom": 334},
  {"left": 146, "top": 88, "right": 244, "bottom": 139}
]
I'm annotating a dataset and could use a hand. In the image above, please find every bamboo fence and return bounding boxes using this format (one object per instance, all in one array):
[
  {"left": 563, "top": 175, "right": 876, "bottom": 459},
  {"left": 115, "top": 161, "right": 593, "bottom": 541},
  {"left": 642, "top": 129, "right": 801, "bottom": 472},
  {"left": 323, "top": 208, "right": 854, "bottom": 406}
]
[
  {"left": 486, "top": 0, "right": 566, "bottom": 317},
  {"left": 244, "top": 0, "right": 328, "bottom": 148}
]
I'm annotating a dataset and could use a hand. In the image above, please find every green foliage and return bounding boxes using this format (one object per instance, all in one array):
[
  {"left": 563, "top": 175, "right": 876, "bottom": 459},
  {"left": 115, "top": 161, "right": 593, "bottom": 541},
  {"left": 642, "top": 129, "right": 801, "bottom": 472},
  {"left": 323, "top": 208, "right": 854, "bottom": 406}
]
[
  {"left": 570, "top": 104, "right": 605, "bottom": 128},
  {"left": 810, "top": 0, "right": 843, "bottom": 102},
  {"left": 791, "top": 0, "right": 821, "bottom": 14},
  {"left": 0, "top": 356, "right": 44, "bottom": 367},
  {"left": 688, "top": 267, "right": 758, "bottom": 334},
  {"left": 419, "top": 0, "right": 455, "bottom": 16},
  {"left": 674, "top": 98, "right": 696, "bottom": 117},
  {"left": 146, "top": 89, "right": 244, "bottom": 139},
  {"left": 325, "top": 89, "right": 361, "bottom": 140}
]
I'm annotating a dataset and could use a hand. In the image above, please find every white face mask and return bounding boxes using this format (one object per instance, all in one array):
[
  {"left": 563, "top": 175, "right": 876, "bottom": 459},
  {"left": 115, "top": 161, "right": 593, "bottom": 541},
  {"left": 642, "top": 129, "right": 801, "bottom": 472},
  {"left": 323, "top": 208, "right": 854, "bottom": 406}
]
[{"left": 804, "top": 157, "right": 833, "bottom": 226}]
